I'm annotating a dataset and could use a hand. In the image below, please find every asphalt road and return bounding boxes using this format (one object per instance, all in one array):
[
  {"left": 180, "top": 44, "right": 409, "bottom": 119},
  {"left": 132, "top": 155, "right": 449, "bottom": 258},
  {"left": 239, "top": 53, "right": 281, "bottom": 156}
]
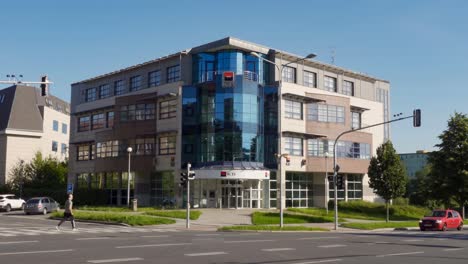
[{"left": 1, "top": 211, "right": 468, "bottom": 264}]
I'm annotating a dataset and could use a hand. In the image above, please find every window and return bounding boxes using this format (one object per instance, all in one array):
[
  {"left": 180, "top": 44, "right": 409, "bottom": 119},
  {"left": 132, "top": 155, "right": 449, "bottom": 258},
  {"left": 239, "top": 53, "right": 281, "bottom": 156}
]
[
  {"left": 61, "top": 143, "right": 67, "bottom": 155},
  {"left": 120, "top": 103, "right": 155, "bottom": 121},
  {"left": 307, "top": 139, "right": 330, "bottom": 157},
  {"left": 131, "top": 137, "right": 155, "bottom": 155},
  {"left": 284, "top": 137, "right": 303, "bottom": 156},
  {"left": 148, "top": 70, "right": 161, "bottom": 87},
  {"left": 78, "top": 116, "right": 90, "bottom": 132},
  {"left": 282, "top": 66, "right": 296, "bottom": 83},
  {"left": 53, "top": 120, "right": 59, "bottom": 131},
  {"left": 52, "top": 141, "right": 58, "bottom": 152},
  {"left": 342, "top": 80, "right": 354, "bottom": 96},
  {"left": 308, "top": 104, "right": 345, "bottom": 123},
  {"left": 352, "top": 112, "right": 361, "bottom": 129},
  {"left": 96, "top": 140, "right": 120, "bottom": 158},
  {"left": 159, "top": 136, "right": 176, "bottom": 155},
  {"left": 159, "top": 100, "right": 177, "bottom": 119},
  {"left": 77, "top": 144, "right": 91, "bottom": 161},
  {"left": 303, "top": 71, "right": 317, "bottom": 87},
  {"left": 76, "top": 173, "right": 88, "bottom": 189},
  {"left": 167, "top": 65, "right": 180, "bottom": 83},
  {"left": 99, "top": 84, "right": 111, "bottom": 99},
  {"left": 308, "top": 139, "right": 371, "bottom": 159},
  {"left": 114, "top": 80, "right": 125, "bottom": 95},
  {"left": 91, "top": 113, "right": 105, "bottom": 130},
  {"left": 347, "top": 174, "right": 363, "bottom": 199},
  {"left": 130, "top": 75, "right": 142, "bottom": 91},
  {"left": 285, "top": 172, "right": 313, "bottom": 208},
  {"left": 61, "top": 123, "right": 68, "bottom": 134},
  {"left": 106, "top": 111, "right": 114, "bottom": 128},
  {"left": 85, "top": 88, "right": 97, "bottom": 102},
  {"left": 324, "top": 76, "right": 337, "bottom": 92},
  {"left": 284, "top": 100, "right": 302, "bottom": 119}
]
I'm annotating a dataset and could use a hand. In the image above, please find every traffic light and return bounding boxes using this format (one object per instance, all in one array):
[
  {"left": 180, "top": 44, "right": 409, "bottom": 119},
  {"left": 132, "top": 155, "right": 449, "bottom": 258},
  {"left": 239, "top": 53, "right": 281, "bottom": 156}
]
[
  {"left": 40, "top": 75, "right": 48, "bottom": 96},
  {"left": 336, "top": 175, "right": 344, "bottom": 190},
  {"left": 285, "top": 155, "right": 291, "bottom": 166},
  {"left": 413, "top": 109, "right": 421, "bottom": 127},
  {"left": 180, "top": 172, "right": 188, "bottom": 188},
  {"left": 188, "top": 171, "right": 196, "bottom": 180},
  {"left": 334, "top": 164, "right": 340, "bottom": 173}
]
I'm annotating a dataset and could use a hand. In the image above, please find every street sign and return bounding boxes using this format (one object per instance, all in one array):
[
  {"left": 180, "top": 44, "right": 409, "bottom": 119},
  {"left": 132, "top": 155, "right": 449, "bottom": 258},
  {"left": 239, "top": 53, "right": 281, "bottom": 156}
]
[{"left": 67, "top": 183, "right": 74, "bottom": 194}]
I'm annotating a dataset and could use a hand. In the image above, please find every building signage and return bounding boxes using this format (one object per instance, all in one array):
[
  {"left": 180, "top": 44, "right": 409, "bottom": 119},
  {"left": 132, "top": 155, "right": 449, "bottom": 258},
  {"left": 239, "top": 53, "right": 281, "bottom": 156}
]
[
  {"left": 67, "top": 183, "right": 74, "bottom": 194},
  {"left": 222, "top": 71, "right": 235, "bottom": 88},
  {"left": 195, "top": 169, "right": 270, "bottom": 180}
]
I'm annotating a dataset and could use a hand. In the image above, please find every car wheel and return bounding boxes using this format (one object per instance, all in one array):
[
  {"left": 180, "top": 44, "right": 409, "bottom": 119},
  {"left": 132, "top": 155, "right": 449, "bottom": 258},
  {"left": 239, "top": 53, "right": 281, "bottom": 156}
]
[
  {"left": 457, "top": 222, "right": 463, "bottom": 231},
  {"left": 5, "top": 204, "right": 11, "bottom": 212},
  {"left": 442, "top": 223, "right": 447, "bottom": 231},
  {"left": 43, "top": 208, "right": 48, "bottom": 215},
  {"left": 25, "top": 212, "right": 30, "bottom": 215},
  {"left": 420, "top": 227, "right": 425, "bottom": 231}
]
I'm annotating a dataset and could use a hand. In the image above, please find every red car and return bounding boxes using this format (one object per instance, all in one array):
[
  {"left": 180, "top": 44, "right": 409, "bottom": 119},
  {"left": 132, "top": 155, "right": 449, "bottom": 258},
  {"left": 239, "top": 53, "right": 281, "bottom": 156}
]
[{"left": 419, "top": 209, "right": 464, "bottom": 231}]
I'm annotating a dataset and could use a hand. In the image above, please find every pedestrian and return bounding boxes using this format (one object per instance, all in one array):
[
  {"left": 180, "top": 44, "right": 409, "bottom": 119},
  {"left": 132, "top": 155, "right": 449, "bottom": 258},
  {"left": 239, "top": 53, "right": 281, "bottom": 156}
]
[{"left": 56, "top": 194, "right": 77, "bottom": 231}]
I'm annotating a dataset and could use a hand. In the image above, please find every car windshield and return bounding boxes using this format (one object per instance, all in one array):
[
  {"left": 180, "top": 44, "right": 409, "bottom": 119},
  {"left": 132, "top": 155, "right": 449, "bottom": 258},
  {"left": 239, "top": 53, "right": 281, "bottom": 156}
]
[
  {"left": 431, "top": 211, "right": 446, "bottom": 217},
  {"left": 27, "top": 199, "right": 40, "bottom": 204}
]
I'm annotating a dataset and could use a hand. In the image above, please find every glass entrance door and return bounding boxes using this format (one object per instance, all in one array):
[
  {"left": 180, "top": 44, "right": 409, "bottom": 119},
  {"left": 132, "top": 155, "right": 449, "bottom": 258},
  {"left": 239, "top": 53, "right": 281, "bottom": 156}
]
[{"left": 221, "top": 180, "right": 243, "bottom": 209}]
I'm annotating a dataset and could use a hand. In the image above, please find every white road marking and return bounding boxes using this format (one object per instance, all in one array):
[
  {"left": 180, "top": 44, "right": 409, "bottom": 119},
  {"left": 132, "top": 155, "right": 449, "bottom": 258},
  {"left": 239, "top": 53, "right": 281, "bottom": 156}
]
[
  {"left": 87, "top": 257, "right": 144, "bottom": 263},
  {"left": 377, "top": 251, "right": 424, "bottom": 257},
  {"left": 318, "top": 244, "right": 346, "bottom": 248},
  {"left": 0, "top": 249, "right": 74, "bottom": 256},
  {"left": 185, "top": 252, "right": 227, "bottom": 257},
  {"left": 224, "top": 239, "right": 275, "bottom": 243},
  {"left": 0, "top": 240, "right": 38, "bottom": 245},
  {"left": 140, "top": 235, "right": 169, "bottom": 238},
  {"left": 298, "top": 237, "right": 338, "bottom": 240},
  {"left": 443, "top": 248, "right": 464, "bottom": 251},
  {"left": 293, "top": 259, "right": 342, "bottom": 264},
  {"left": 116, "top": 243, "right": 192, "bottom": 249},
  {"left": 76, "top": 237, "right": 111, "bottom": 241},
  {"left": 402, "top": 239, "right": 423, "bottom": 242},
  {"left": 262, "top": 248, "right": 296, "bottom": 252}
]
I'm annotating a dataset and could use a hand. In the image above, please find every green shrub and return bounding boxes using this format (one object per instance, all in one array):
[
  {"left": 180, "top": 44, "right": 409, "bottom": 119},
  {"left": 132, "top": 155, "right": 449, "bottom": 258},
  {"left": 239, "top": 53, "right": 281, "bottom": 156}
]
[
  {"left": 393, "top": 197, "right": 409, "bottom": 206},
  {"left": 144, "top": 210, "right": 202, "bottom": 220},
  {"left": 252, "top": 212, "right": 334, "bottom": 225},
  {"left": 50, "top": 211, "right": 175, "bottom": 226}
]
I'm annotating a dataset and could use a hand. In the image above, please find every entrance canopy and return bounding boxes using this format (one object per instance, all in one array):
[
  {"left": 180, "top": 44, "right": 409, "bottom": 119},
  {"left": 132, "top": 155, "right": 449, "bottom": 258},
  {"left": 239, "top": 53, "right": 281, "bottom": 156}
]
[{"left": 194, "top": 169, "right": 270, "bottom": 180}]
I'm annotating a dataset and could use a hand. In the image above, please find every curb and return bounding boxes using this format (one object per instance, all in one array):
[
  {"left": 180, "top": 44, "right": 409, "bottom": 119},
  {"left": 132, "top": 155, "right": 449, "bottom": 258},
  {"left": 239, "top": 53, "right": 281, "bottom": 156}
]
[{"left": 49, "top": 217, "right": 130, "bottom": 227}]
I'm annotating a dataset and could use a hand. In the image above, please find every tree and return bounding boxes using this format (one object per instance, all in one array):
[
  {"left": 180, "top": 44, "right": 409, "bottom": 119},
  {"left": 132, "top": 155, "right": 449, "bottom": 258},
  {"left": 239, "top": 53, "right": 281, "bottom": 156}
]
[
  {"left": 428, "top": 112, "right": 468, "bottom": 218},
  {"left": 407, "top": 165, "right": 440, "bottom": 208},
  {"left": 368, "top": 140, "right": 408, "bottom": 222}
]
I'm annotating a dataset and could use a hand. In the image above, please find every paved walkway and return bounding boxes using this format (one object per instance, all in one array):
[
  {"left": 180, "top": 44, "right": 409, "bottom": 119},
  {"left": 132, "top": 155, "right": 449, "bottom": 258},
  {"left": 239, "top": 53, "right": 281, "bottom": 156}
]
[{"left": 169, "top": 208, "right": 256, "bottom": 231}]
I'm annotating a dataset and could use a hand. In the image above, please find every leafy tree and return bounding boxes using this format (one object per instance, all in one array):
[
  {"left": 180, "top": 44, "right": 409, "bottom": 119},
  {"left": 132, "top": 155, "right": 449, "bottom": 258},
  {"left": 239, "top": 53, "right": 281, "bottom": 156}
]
[
  {"left": 407, "top": 165, "right": 440, "bottom": 208},
  {"left": 368, "top": 140, "right": 408, "bottom": 222},
  {"left": 428, "top": 112, "right": 468, "bottom": 218}
]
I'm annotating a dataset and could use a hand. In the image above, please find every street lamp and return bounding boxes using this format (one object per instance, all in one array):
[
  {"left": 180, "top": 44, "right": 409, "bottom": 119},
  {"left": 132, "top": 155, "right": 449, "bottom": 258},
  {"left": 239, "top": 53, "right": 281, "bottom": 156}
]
[
  {"left": 324, "top": 152, "right": 329, "bottom": 214},
  {"left": 126, "top": 147, "right": 133, "bottom": 207},
  {"left": 250, "top": 51, "right": 316, "bottom": 228}
]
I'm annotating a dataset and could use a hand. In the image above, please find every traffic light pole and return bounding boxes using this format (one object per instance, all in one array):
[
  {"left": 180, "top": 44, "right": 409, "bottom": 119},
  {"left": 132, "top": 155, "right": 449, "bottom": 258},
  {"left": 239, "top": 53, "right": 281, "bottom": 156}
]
[
  {"left": 186, "top": 163, "right": 191, "bottom": 229},
  {"left": 332, "top": 111, "right": 420, "bottom": 230}
]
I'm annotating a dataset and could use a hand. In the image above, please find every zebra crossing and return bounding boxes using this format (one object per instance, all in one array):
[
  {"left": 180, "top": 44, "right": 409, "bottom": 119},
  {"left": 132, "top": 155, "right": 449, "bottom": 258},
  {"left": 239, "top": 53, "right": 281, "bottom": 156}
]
[{"left": 0, "top": 226, "right": 179, "bottom": 237}]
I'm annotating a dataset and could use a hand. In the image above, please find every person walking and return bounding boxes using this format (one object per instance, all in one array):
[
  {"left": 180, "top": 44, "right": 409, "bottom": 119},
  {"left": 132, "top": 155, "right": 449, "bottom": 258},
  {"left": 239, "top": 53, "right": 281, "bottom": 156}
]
[{"left": 56, "top": 194, "right": 77, "bottom": 231}]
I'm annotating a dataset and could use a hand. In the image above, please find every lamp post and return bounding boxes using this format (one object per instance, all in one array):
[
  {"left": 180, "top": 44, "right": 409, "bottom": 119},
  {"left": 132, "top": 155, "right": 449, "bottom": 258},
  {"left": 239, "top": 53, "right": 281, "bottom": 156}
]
[
  {"left": 126, "top": 147, "right": 133, "bottom": 207},
  {"left": 324, "top": 152, "right": 329, "bottom": 214},
  {"left": 250, "top": 51, "right": 316, "bottom": 227}
]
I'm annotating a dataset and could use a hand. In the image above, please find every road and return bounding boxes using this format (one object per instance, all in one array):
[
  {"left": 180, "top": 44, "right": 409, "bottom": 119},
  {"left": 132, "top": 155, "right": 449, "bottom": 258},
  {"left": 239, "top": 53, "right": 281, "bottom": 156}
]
[{"left": 1, "top": 212, "right": 468, "bottom": 264}]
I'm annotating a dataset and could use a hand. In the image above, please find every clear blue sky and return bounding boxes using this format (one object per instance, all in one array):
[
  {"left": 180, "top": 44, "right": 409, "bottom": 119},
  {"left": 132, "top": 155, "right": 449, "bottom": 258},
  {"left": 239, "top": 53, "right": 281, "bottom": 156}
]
[{"left": 1, "top": 0, "right": 466, "bottom": 153}]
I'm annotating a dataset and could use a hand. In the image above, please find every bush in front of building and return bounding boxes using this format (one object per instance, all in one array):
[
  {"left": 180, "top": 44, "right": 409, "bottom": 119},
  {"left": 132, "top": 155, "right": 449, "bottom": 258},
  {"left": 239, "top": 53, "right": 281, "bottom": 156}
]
[
  {"left": 144, "top": 210, "right": 202, "bottom": 220},
  {"left": 252, "top": 212, "right": 334, "bottom": 225},
  {"left": 50, "top": 211, "right": 176, "bottom": 226}
]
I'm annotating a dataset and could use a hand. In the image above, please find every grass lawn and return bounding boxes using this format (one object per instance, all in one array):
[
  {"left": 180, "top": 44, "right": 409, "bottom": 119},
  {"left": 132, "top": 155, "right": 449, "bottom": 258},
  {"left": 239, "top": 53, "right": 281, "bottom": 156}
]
[
  {"left": 218, "top": 225, "right": 329, "bottom": 232},
  {"left": 341, "top": 221, "right": 419, "bottom": 230},
  {"left": 50, "top": 211, "right": 176, "bottom": 226},
  {"left": 289, "top": 201, "right": 429, "bottom": 221},
  {"left": 252, "top": 212, "right": 334, "bottom": 225},
  {"left": 144, "top": 210, "right": 202, "bottom": 220}
]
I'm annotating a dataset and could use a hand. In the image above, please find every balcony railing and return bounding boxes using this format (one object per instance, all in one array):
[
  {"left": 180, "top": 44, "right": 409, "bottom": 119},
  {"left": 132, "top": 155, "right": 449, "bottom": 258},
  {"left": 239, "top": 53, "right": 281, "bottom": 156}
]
[{"left": 243, "top": 71, "right": 258, "bottom": 82}]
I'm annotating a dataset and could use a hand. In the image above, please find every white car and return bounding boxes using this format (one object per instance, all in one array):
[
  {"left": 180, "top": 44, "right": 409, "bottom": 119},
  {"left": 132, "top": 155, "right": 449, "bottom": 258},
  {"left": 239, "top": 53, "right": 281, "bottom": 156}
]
[{"left": 0, "top": 194, "right": 26, "bottom": 212}]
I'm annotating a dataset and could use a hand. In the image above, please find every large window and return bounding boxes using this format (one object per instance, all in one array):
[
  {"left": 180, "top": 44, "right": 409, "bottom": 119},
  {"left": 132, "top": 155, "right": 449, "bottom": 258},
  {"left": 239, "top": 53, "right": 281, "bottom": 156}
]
[
  {"left": 99, "top": 84, "right": 111, "bottom": 99},
  {"left": 284, "top": 100, "right": 302, "bottom": 119},
  {"left": 308, "top": 139, "right": 371, "bottom": 159},
  {"left": 85, "top": 88, "right": 97, "bottom": 102},
  {"left": 159, "top": 136, "right": 176, "bottom": 155},
  {"left": 342, "top": 80, "right": 354, "bottom": 96},
  {"left": 347, "top": 174, "right": 363, "bottom": 199},
  {"left": 303, "top": 71, "right": 317, "bottom": 88},
  {"left": 167, "top": 65, "right": 180, "bottom": 83},
  {"left": 150, "top": 171, "right": 175, "bottom": 206},
  {"left": 78, "top": 116, "right": 90, "bottom": 132},
  {"left": 159, "top": 100, "right": 177, "bottom": 119},
  {"left": 114, "top": 80, "right": 125, "bottom": 96},
  {"left": 77, "top": 144, "right": 92, "bottom": 161},
  {"left": 308, "top": 103, "right": 345, "bottom": 123},
  {"left": 352, "top": 112, "right": 361, "bottom": 129},
  {"left": 148, "top": 70, "right": 161, "bottom": 87},
  {"left": 62, "top": 123, "right": 68, "bottom": 134},
  {"left": 53, "top": 120, "right": 59, "bottom": 131},
  {"left": 324, "top": 76, "right": 337, "bottom": 92},
  {"left": 76, "top": 173, "right": 89, "bottom": 189},
  {"left": 52, "top": 141, "right": 58, "bottom": 152},
  {"left": 91, "top": 113, "right": 105, "bottom": 130},
  {"left": 282, "top": 66, "right": 296, "bottom": 83},
  {"left": 286, "top": 172, "right": 313, "bottom": 208},
  {"left": 284, "top": 137, "right": 303, "bottom": 156},
  {"left": 61, "top": 143, "right": 67, "bottom": 155},
  {"left": 120, "top": 103, "right": 155, "bottom": 121},
  {"left": 106, "top": 111, "right": 114, "bottom": 128},
  {"left": 96, "top": 140, "right": 120, "bottom": 158},
  {"left": 131, "top": 137, "right": 155, "bottom": 155},
  {"left": 130, "top": 75, "right": 142, "bottom": 91}
]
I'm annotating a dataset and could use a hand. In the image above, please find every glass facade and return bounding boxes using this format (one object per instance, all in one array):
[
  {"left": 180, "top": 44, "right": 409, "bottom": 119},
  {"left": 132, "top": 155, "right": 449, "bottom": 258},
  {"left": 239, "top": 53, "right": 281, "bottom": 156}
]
[{"left": 183, "top": 50, "right": 276, "bottom": 169}]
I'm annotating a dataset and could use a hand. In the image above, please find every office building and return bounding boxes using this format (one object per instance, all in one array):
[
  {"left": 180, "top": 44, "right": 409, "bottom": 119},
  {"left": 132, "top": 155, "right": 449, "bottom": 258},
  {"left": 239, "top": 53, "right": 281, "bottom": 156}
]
[{"left": 400, "top": 150, "right": 430, "bottom": 178}]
